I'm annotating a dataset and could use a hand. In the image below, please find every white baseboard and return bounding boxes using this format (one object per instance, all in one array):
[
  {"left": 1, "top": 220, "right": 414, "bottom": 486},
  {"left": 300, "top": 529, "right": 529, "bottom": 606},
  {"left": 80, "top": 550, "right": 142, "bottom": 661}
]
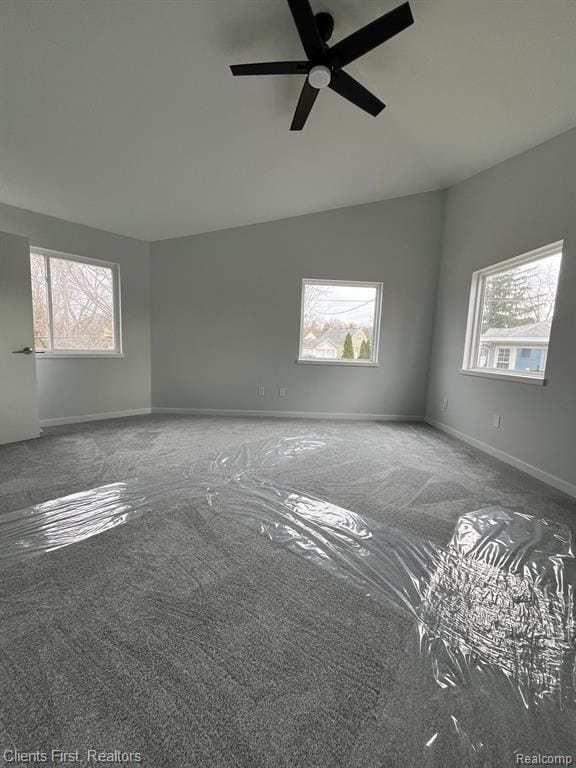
[
  {"left": 425, "top": 417, "right": 576, "bottom": 499},
  {"left": 40, "top": 408, "right": 151, "bottom": 428},
  {"left": 152, "top": 407, "right": 423, "bottom": 422}
]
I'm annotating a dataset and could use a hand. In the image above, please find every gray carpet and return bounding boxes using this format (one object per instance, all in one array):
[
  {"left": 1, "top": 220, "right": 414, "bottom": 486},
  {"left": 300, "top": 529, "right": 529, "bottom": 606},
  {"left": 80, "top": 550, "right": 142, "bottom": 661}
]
[{"left": 1, "top": 416, "right": 575, "bottom": 767}]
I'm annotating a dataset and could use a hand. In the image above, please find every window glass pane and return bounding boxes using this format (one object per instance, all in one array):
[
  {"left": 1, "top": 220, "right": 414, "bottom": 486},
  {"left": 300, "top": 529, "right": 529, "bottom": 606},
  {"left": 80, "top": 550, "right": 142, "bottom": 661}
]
[
  {"left": 30, "top": 253, "right": 49, "bottom": 350},
  {"left": 49, "top": 257, "right": 115, "bottom": 350},
  {"left": 475, "top": 253, "right": 561, "bottom": 375},
  {"left": 496, "top": 348, "right": 511, "bottom": 369},
  {"left": 300, "top": 282, "right": 379, "bottom": 362}
]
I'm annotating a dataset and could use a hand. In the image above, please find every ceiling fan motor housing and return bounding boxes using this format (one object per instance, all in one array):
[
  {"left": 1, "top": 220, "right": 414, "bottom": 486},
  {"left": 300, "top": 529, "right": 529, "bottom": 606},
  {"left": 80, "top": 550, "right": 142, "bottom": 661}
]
[{"left": 314, "top": 12, "right": 334, "bottom": 43}]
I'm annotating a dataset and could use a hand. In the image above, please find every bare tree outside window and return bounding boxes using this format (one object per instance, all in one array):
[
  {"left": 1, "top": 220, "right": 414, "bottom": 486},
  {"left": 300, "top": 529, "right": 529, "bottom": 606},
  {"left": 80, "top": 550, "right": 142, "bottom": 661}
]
[
  {"left": 30, "top": 253, "right": 50, "bottom": 350},
  {"left": 30, "top": 251, "right": 120, "bottom": 353}
]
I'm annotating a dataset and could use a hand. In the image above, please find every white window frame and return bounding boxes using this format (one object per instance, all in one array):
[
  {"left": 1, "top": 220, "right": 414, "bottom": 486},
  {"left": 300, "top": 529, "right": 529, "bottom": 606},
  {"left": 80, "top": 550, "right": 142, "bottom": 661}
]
[
  {"left": 461, "top": 241, "right": 563, "bottom": 385},
  {"left": 297, "top": 279, "right": 383, "bottom": 366},
  {"left": 31, "top": 247, "right": 123, "bottom": 359}
]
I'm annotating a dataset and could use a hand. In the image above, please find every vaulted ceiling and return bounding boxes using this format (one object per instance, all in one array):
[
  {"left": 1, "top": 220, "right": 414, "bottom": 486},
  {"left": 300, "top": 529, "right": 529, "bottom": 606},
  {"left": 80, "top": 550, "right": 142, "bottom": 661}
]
[{"left": 1, "top": 0, "right": 575, "bottom": 240}]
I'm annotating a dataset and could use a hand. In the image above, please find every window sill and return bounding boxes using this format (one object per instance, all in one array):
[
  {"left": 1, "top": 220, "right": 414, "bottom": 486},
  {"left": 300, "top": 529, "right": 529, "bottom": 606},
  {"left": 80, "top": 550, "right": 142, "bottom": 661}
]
[
  {"left": 36, "top": 352, "right": 124, "bottom": 359},
  {"left": 460, "top": 368, "right": 546, "bottom": 385},
  {"left": 296, "top": 359, "right": 379, "bottom": 367}
]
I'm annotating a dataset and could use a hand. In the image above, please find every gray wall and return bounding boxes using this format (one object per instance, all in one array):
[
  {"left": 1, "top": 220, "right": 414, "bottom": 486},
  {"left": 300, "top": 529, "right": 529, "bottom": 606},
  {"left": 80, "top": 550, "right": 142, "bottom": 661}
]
[
  {"left": 0, "top": 203, "right": 151, "bottom": 422},
  {"left": 426, "top": 128, "right": 576, "bottom": 489},
  {"left": 151, "top": 191, "right": 445, "bottom": 417}
]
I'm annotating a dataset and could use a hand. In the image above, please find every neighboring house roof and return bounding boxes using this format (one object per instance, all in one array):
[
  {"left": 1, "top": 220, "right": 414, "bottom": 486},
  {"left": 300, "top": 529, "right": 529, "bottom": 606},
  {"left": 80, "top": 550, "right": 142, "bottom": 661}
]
[
  {"left": 315, "top": 328, "right": 366, "bottom": 345},
  {"left": 312, "top": 339, "right": 339, "bottom": 350},
  {"left": 481, "top": 320, "right": 551, "bottom": 341}
]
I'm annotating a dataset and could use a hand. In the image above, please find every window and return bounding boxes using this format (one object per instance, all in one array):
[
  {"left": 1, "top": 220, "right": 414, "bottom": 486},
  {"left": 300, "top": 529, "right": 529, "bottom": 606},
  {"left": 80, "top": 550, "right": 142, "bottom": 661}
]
[
  {"left": 496, "top": 348, "right": 511, "bottom": 369},
  {"left": 30, "top": 249, "right": 121, "bottom": 355},
  {"left": 462, "top": 242, "right": 562, "bottom": 381},
  {"left": 298, "top": 280, "right": 382, "bottom": 364}
]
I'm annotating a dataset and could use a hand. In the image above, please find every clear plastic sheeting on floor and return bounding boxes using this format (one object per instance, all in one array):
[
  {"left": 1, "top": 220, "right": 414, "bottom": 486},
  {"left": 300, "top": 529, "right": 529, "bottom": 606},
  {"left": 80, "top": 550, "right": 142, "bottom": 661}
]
[
  {"left": 0, "top": 482, "right": 140, "bottom": 563},
  {"left": 1, "top": 433, "right": 575, "bottom": 765},
  {"left": 0, "top": 436, "right": 328, "bottom": 565},
  {"left": 418, "top": 508, "right": 574, "bottom": 707}
]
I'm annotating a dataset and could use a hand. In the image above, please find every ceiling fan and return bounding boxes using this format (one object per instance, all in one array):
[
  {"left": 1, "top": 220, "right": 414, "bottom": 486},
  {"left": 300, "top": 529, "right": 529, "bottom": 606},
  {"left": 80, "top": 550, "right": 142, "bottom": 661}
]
[{"left": 230, "top": 0, "right": 414, "bottom": 130}]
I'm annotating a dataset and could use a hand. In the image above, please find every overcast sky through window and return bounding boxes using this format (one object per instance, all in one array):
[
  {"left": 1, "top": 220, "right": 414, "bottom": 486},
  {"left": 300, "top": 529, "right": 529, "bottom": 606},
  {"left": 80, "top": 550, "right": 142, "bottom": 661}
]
[{"left": 305, "top": 284, "right": 377, "bottom": 326}]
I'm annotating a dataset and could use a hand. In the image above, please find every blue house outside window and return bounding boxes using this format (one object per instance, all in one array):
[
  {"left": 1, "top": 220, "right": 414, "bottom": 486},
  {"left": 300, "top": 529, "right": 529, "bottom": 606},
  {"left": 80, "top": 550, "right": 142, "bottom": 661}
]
[{"left": 515, "top": 348, "right": 545, "bottom": 373}]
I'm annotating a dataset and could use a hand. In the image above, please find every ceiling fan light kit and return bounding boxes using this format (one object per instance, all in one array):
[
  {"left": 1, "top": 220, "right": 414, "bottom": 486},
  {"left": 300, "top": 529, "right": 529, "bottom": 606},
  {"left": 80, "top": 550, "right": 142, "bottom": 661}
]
[
  {"left": 308, "top": 65, "right": 331, "bottom": 89},
  {"left": 230, "top": 0, "right": 414, "bottom": 131}
]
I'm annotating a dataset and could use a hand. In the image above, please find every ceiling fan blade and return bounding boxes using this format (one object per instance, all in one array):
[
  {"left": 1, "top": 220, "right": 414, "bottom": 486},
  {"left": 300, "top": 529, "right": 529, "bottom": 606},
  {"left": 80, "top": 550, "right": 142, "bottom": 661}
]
[
  {"left": 328, "top": 70, "right": 385, "bottom": 116},
  {"left": 329, "top": 2, "right": 414, "bottom": 68},
  {"left": 230, "top": 61, "right": 309, "bottom": 76},
  {"left": 286, "top": 0, "right": 325, "bottom": 61},
  {"left": 290, "top": 80, "right": 319, "bottom": 130}
]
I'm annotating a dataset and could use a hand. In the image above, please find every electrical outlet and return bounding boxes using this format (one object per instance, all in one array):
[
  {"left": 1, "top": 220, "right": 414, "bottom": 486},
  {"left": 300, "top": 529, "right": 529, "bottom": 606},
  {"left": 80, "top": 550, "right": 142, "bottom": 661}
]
[
  {"left": 257, "top": 385, "right": 265, "bottom": 397},
  {"left": 279, "top": 387, "right": 287, "bottom": 397},
  {"left": 492, "top": 414, "right": 502, "bottom": 429},
  {"left": 441, "top": 398, "right": 449, "bottom": 410}
]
